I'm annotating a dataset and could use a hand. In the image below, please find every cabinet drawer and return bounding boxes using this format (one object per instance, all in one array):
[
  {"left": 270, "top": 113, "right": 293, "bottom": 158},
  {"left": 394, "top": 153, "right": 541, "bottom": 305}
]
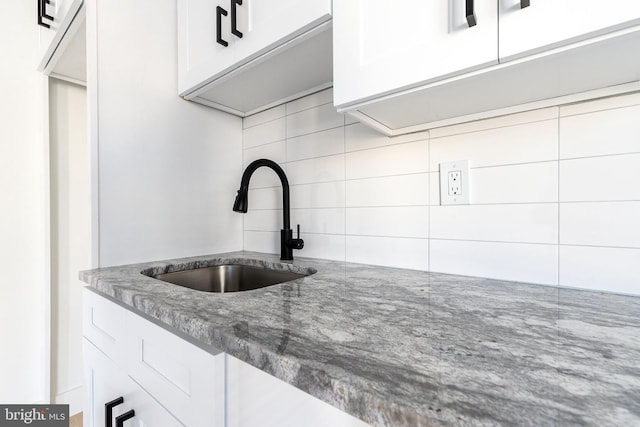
[
  {"left": 83, "top": 338, "right": 182, "bottom": 427},
  {"left": 126, "top": 312, "right": 225, "bottom": 427},
  {"left": 82, "top": 288, "right": 127, "bottom": 367}
]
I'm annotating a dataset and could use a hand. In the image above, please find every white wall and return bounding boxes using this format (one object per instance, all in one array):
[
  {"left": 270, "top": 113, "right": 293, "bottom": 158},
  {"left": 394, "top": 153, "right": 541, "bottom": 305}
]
[
  {"left": 242, "top": 88, "right": 640, "bottom": 296},
  {"left": 49, "top": 79, "right": 89, "bottom": 413},
  {"left": 87, "top": 0, "right": 243, "bottom": 267},
  {"left": 0, "top": 1, "right": 49, "bottom": 403}
]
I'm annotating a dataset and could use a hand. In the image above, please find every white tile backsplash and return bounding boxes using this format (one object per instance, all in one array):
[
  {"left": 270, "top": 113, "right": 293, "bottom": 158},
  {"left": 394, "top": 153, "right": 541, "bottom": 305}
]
[
  {"left": 346, "top": 236, "right": 429, "bottom": 271},
  {"left": 430, "top": 240, "right": 558, "bottom": 285},
  {"left": 559, "top": 153, "right": 640, "bottom": 202},
  {"left": 287, "top": 154, "right": 345, "bottom": 185},
  {"left": 286, "top": 103, "right": 344, "bottom": 138},
  {"left": 346, "top": 140, "right": 429, "bottom": 180},
  {"left": 430, "top": 204, "right": 558, "bottom": 244},
  {"left": 560, "top": 202, "right": 640, "bottom": 248},
  {"left": 559, "top": 104, "right": 640, "bottom": 159},
  {"left": 241, "top": 88, "right": 640, "bottom": 295},
  {"left": 243, "top": 117, "right": 285, "bottom": 149},
  {"left": 346, "top": 207, "right": 429, "bottom": 238},
  {"left": 559, "top": 245, "right": 640, "bottom": 295},
  {"left": 287, "top": 127, "right": 344, "bottom": 161},
  {"left": 346, "top": 174, "right": 430, "bottom": 207},
  {"left": 429, "top": 119, "right": 558, "bottom": 171}
]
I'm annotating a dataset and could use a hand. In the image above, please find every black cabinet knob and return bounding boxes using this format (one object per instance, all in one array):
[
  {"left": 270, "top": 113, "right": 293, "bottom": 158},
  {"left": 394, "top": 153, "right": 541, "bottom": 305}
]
[{"left": 216, "top": 6, "right": 229, "bottom": 47}]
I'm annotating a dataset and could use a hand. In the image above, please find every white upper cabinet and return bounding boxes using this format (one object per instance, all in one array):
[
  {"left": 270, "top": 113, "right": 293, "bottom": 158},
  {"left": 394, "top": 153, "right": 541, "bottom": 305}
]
[
  {"left": 178, "top": 0, "right": 333, "bottom": 116},
  {"left": 499, "top": 0, "right": 640, "bottom": 60},
  {"left": 37, "top": 0, "right": 86, "bottom": 85},
  {"left": 333, "top": 0, "right": 498, "bottom": 107},
  {"left": 333, "top": 0, "right": 640, "bottom": 135}
]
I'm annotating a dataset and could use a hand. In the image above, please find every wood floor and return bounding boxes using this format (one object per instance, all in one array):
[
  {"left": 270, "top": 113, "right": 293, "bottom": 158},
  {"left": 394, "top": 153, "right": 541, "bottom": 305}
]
[{"left": 70, "top": 412, "right": 82, "bottom": 427}]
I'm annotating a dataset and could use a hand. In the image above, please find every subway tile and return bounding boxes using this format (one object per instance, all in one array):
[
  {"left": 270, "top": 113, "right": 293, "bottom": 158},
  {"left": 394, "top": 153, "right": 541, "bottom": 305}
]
[
  {"left": 346, "top": 174, "right": 429, "bottom": 207},
  {"left": 243, "top": 140, "right": 286, "bottom": 166},
  {"left": 559, "top": 153, "right": 640, "bottom": 202},
  {"left": 560, "top": 91, "right": 640, "bottom": 117},
  {"left": 430, "top": 204, "right": 558, "bottom": 244},
  {"left": 430, "top": 107, "right": 558, "bottom": 139},
  {"left": 430, "top": 162, "right": 558, "bottom": 206},
  {"left": 243, "top": 117, "right": 285, "bottom": 149},
  {"left": 560, "top": 104, "right": 640, "bottom": 159},
  {"left": 345, "top": 123, "right": 428, "bottom": 153},
  {"left": 346, "top": 236, "right": 429, "bottom": 271},
  {"left": 243, "top": 105, "right": 285, "bottom": 129},
  {"left": 244, "top": 230, "right": 279, "bottom": 254},
  {"left": 287, "top": 127, "right": 344, "bottom": 162},
  {"left": 291, "top": 208, "right": 345, "bottom": 235},
  {"left": 286, "top": 88, "right": 334, "bottom": 115},
  {"left": 344, "top": 113, "right": 359, "bottom": 126},
  {"left": 247, "top": 187, "right": 283, "bottom": 210},
  {"left": 430, "top": 240, "right": 558, "bottom": 285},
  {"left": 290, "top": 181, "right": 345, "bottom": 209},
  {"left": 429, "top": 119, "right": 558, "bottom": 171},
  {"left": 430, "top": 163, "right": 558, "bottom": 206},
  {"left": 346, "top": 140, "right": 429, "bottom": 180},
  {"left": 559, "top": 245, "right": 640, "bottom": 295},
  {"left": 286, "top": 103, "right": 344, "bottom": 138},
  {"left": 286, "top": 154, "right": 345, "bottom": 185},
  {"left": 297, "top": 233, "right": 345, "bottom": 262},
  {"left": 244, "top": 209, "right": 282, "bottom": 232},
  {"left": 560, "top": 202, "right": 640, "bottom": 248},
  {"left": 346, "top": 207, "right": 428, "bottom": 238}
]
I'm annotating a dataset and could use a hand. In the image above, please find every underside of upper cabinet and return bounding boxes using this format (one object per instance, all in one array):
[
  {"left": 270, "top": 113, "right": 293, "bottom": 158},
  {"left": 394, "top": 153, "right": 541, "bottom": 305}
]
[
  {"left": 178, "top": 0, "right": 333, "bottom": 117},
  {"left": 340, "top": 27, "right": 640, "bottom": 135}
]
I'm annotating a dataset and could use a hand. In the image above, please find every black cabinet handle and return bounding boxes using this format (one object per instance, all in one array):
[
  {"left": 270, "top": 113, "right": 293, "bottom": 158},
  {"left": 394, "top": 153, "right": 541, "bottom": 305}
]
[
  {"left": 115, "top": 410, "right": 135, "bottom": 427},
  {"left": 37, "top": 0, "right": 53, "bottom": 28},
  {"left": 105, "top": 397, "right": 124, "bottom": 427},
  {"left": 521, "top": 0, "right": 530, "bottom": 8},
  {"left": 231, "top": 0, "right": 243, "bottom": 38},
  {"left": 465, "top": 0, "right": 477, "bottom": 27},
  {"left": 216, "top": 6, "right": 229, "bottom": 47}
]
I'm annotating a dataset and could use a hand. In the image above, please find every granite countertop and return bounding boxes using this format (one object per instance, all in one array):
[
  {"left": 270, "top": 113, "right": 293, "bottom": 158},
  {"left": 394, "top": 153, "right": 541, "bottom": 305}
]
[{"left": 80, "top": 251, "right": 640, "bottom": 426}]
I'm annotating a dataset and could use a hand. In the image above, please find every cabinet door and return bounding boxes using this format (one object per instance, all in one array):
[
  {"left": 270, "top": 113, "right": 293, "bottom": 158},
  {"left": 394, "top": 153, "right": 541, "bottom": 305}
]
[
  {"left": 226, "top": 355, "right": 370, "bottom": 427},
  {"left": 178, "top": 0, "right": 238, "bottom": 93},
  {"left": 125, "top": 311, "right": 225, "bottom": 427},
  {"left": 333, "top": 0, "right": 498, "bottom": 108},
  {"left": 499, "top": 0, "right": 640, "bottom": 60},
  {"left": 178, "top": 0, "right": 331, "bottom": 95},
  {"left": 83, "top": 339, "right": 182, "bottom": 427}
]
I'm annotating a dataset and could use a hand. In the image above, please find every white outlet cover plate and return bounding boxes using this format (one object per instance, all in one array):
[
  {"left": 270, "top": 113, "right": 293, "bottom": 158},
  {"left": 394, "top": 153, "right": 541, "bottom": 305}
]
[{"left": 439, "top": 160, "right": 470, "bottom": 205}]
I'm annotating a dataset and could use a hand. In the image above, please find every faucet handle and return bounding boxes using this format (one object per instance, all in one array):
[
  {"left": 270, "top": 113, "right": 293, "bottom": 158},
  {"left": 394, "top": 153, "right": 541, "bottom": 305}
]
[{"left": 290, "top": 224, "right": 304, "bottom": 250}]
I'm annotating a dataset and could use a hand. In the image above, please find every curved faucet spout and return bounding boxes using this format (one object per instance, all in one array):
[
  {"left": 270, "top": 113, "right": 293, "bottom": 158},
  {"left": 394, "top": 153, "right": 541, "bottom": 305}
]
[{"left": 233, "top": 159, "right": 303, "bottom": 260}]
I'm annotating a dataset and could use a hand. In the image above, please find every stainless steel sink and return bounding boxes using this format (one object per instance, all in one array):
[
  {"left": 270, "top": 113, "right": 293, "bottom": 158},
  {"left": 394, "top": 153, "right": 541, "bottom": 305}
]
[{"left": 153, "top": 264, "right": 309, "bottom": 293}]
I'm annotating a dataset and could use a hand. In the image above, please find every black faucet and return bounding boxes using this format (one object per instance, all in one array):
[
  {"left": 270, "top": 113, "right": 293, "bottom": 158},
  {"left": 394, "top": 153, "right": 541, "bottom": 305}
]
[{"left": 233, "top": 159, "right": 304, "bottom": 261}]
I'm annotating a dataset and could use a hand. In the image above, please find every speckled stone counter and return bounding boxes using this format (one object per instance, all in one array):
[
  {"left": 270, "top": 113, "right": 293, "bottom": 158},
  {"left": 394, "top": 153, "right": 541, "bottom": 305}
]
[{"left": 80, "top": 251, "right": 640, "bottom": 426}]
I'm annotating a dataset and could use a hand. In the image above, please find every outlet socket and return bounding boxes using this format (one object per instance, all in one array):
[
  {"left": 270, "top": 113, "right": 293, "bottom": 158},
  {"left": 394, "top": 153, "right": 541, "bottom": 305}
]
[{"left": 439, "top": 160, "right": 470, "bottom": 205}]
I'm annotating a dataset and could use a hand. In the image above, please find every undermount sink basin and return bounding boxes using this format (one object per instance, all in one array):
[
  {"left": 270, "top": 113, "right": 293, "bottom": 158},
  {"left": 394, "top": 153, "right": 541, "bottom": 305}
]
[{"left": 152, "top": 264, "right": 310, "bottom": 293}]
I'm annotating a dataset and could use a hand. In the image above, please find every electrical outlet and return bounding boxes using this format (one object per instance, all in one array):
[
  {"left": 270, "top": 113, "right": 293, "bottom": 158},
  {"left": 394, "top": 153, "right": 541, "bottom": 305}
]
[{"left": 440, "top": 160, "right": 470, "bottom": 205}]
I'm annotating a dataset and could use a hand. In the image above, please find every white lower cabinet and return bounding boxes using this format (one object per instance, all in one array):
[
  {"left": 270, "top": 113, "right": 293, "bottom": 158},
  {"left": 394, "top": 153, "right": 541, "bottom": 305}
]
[
  {"left": 83, "top": 288, "right": 370, "bottom": 427},
  {"left": 83, "top": 338, "right": 182, "bottom": 427},
  {"left": 83, "top": 288, "right": 224, "bottom": 427},
  {"left": 226, "top": 356, "right": 369, "bottom": 427}
]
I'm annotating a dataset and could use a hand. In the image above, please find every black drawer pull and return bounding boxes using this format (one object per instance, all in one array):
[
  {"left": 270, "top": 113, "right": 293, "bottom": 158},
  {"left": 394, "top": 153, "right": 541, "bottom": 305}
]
[
  {"left": 521, "top": 0, "right": 530, "bottom": 8},
  {"left": 465, "top": 0, "right": 477, "bottom": 27},
  {"left": 115, "top": 409, "right": 135, "bottom": 427},
  {"left": 37, "top": 0, "right": 53, "bottom": 28},
  {"left": 105, "top": 397, "right": 124, "bottom": 427},
  {"left": 231, "top": 0, "right": 243, "bottom": 38},
  {"left": 216, "top": 6, "right": 229, "bottom": 47}
]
